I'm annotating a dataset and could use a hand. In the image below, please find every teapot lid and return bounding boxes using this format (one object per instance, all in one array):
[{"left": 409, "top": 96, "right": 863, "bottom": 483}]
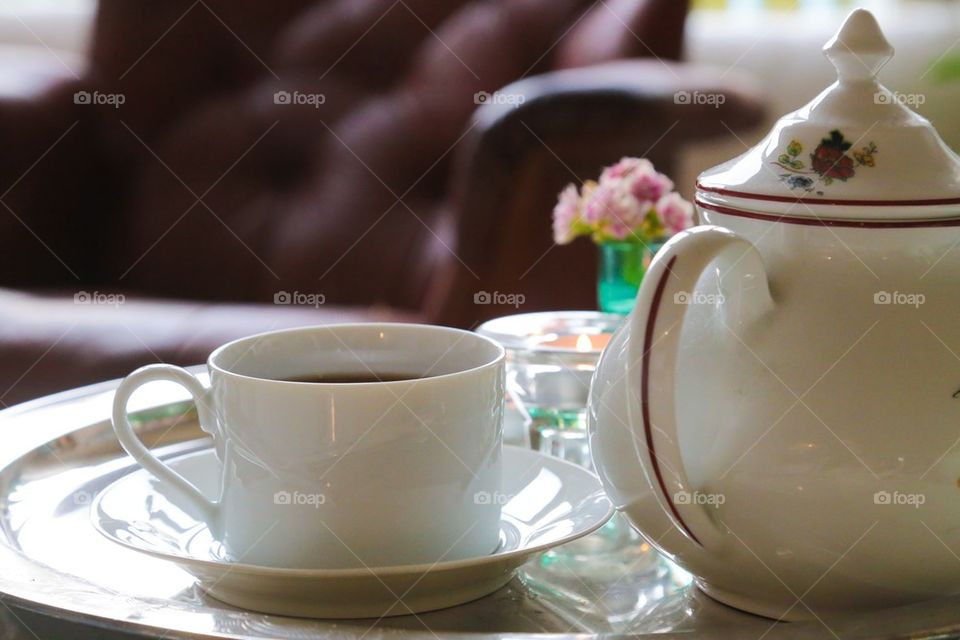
[{"left": 697, "top": 8, "right": 960, "bottom": 220}]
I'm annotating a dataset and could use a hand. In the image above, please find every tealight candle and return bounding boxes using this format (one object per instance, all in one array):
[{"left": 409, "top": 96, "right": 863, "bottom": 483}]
[{"left": 538, "top": 332, "right": 612, "bottom": 352}]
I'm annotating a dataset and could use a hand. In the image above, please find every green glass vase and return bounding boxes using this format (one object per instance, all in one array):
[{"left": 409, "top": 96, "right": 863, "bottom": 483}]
[{"left": 596, "top": 240, "right": 665, "bottom": 315}]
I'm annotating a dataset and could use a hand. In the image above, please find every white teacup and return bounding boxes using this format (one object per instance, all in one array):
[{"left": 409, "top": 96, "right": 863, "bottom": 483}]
[{"left": 111, "top": 323, "right": 505, "bottom": 570}]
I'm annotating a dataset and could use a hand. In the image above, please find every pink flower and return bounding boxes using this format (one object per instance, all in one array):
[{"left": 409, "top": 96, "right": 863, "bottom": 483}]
[
  {"left": 600, "top": 157, "right": 653, "bottom": 181},
  {"left": 582, "top": 183, "right": 612, "bottom": 224},
  {"left": 655, "top": 192, "right": 694, "bottom": 234},
  {"left": 552, "top": 184, "right": 581, "bottom": 244},
  {"left": 583, "top": 182, "right": 646, "bottom": 239},
  {"left": 606, "top": 220, "right": 632, "bottom": 240},
  {"left": 600, "top": 157, "right": 674, "bottom": 203},
  {"left": 551, "top": 157, "right": 688, "bottom": 245},
  {"left": 629, "top": 171, "right": 673, "bottom": 203}
]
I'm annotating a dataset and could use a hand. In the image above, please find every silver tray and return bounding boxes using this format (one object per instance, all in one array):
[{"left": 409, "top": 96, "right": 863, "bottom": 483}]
[{"left": 1, "top": 374, "right": 959, "bottom": 639}]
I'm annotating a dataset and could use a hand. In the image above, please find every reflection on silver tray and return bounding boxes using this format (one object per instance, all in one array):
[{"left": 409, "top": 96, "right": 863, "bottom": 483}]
[{"left": 1, "top": 373, "right": 959, "bottom": 639}]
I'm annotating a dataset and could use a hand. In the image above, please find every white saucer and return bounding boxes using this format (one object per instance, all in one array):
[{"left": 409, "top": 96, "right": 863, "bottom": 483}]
[{"left": 93, "top": 445, "right": 614, "bottom": 619}]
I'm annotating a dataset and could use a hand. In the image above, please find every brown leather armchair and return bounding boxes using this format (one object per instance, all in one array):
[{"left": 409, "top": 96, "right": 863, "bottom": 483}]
[{"left": 0, "top": 0, "right": 764, "bottom": 404}]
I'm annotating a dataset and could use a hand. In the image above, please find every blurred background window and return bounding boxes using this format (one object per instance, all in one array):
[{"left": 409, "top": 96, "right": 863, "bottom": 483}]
[{"left": 0, "top": 0, "right": 94, "bottom": 54}]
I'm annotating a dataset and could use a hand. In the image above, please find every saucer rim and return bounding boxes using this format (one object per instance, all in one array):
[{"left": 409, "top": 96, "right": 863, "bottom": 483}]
[{"left": 92, "top": 444, "right": 615, "bottom": 578}]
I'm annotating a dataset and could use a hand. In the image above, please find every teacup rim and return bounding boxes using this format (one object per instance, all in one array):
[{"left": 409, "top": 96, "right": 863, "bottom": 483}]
[{"left": 206, "top": 322, "right": 505, "bottom": 386}]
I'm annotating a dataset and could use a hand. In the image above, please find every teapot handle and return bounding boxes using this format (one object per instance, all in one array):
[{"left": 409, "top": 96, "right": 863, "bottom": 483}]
[{"left": 628, "top": 225, "right": 772, "bottom": 550}]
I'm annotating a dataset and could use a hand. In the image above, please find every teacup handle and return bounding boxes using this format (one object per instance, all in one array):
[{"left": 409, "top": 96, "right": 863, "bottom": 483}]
[
  {"left": 629, "top": 225, "right": 773, "bottom": 550},
  {"left": 111, "top": 364, "right": 220, "bottom": 524}
]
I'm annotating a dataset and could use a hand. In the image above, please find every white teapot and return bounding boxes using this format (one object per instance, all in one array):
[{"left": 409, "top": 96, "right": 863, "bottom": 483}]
[{"left": 588, "top": 8, "right": 960, "bottom": 621}]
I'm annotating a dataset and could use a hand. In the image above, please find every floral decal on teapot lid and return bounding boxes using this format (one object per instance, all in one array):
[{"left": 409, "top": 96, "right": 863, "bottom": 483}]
[
  {"left": 696, "top": 8, "right": 960, "bottom": 218},
  {"left": 775, "top": 130, "right": 878, "bottom": 195}
]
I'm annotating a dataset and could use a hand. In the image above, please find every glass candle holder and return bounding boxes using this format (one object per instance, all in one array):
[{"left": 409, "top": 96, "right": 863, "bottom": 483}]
[
  {"left": 478, "top": 311, "right": 651, "bottom": 566},
  {"left": 476, "top": 311, "right": 624, "bottom": 464}
]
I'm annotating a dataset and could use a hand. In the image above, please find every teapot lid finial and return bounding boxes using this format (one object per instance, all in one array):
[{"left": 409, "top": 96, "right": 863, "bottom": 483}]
[{"left": 823, "top": 8, "right": 893, "bottom": 83}]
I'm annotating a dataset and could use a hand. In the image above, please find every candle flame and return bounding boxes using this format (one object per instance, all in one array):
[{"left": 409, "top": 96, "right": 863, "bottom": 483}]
[{"left": 575, "top": 333, "right": 593, "bottom": 352}]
